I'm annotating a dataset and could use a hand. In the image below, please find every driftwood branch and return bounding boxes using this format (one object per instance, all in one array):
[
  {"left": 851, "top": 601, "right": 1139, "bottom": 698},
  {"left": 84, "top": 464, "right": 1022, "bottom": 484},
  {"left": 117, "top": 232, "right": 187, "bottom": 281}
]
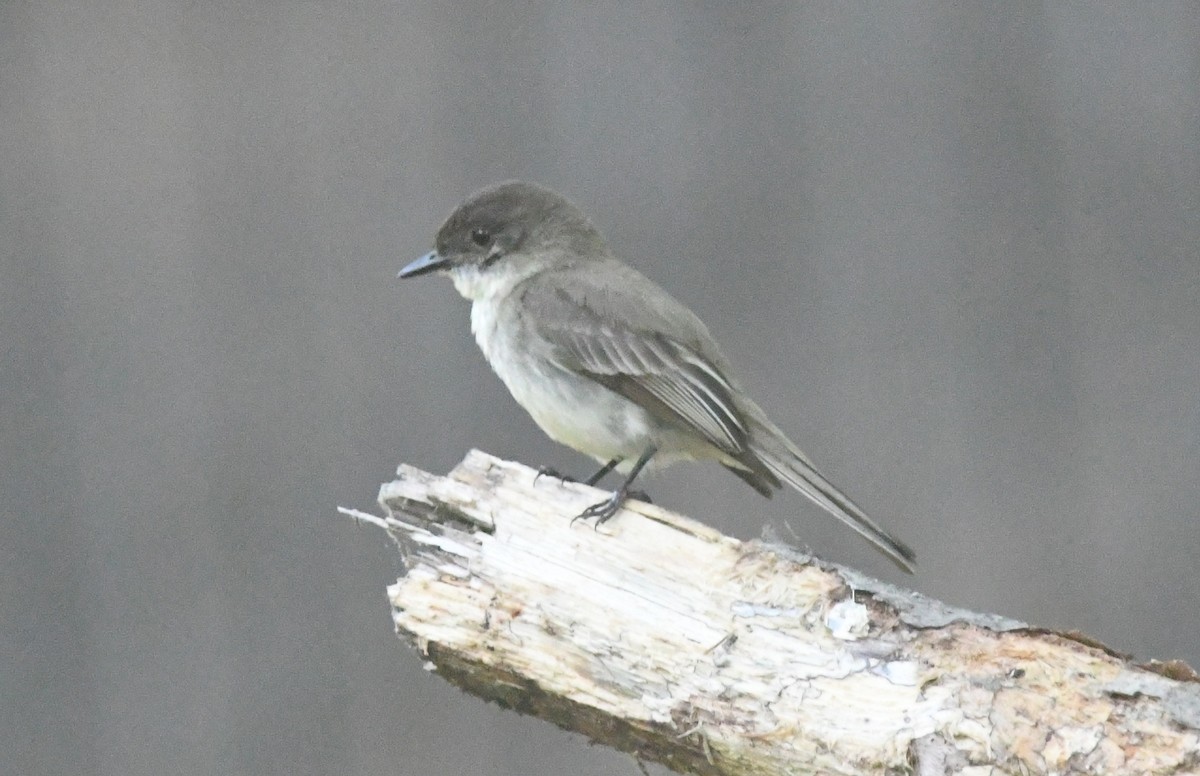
[{"left": 343, "top": 450, "right": 1200, "bottom": 775}]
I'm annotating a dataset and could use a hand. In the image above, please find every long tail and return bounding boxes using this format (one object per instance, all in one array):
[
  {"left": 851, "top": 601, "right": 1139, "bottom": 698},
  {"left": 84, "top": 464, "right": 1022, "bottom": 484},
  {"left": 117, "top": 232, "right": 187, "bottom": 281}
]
[{"left": 740, "top": 401, "right": 916, "bottom": 573}]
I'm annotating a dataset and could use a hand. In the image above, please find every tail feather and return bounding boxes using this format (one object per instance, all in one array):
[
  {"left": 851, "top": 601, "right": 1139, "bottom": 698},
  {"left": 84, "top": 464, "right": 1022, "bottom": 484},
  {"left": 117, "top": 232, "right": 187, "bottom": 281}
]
[
  {"left": 742, "top": 405, "right": 916, "bottom": 573},
  {"left": 722, "top": 461, "right": 778, "bottom": 498}
]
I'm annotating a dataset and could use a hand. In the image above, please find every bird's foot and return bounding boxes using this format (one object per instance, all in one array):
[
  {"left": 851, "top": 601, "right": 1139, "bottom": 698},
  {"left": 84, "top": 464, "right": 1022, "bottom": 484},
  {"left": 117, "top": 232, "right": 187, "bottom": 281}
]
[
  {"left": 572, "top": 490, "right": 625, "bottom": 527},
  {"left": 570, "top": 488, "right": 653, "bottom": 528},
  {"left": 534, "top": 466, "right": 576, "bottom": 486}
]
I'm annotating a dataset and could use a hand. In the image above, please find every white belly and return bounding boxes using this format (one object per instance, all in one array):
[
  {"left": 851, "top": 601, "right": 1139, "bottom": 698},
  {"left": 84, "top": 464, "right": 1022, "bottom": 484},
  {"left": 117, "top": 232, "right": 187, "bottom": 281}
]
[
  {"left": 459, "top": 265, "right": 720, "bottom": 472},
  {"left": 471, "top": 295, "right": 653, "bottom": 463}
]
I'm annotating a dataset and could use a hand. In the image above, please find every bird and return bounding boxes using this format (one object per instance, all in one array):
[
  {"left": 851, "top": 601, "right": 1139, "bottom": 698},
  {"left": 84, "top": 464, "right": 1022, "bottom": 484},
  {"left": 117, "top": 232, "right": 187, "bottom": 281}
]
[{"left": 399, "top": 181, "right": 916, "bottom": 572}]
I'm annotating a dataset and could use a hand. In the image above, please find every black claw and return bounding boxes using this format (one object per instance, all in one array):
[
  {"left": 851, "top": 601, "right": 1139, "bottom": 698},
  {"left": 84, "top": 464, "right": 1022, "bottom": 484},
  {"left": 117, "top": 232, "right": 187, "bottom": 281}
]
[
  {"left": 535, "top": 466, "right": 575, "bottom": 486},
  {"left": 573, "top": 490, "right": 626, "bottom": 527},
  {"left": 568, "top": 445, "right": 657, "bottom": 531}
]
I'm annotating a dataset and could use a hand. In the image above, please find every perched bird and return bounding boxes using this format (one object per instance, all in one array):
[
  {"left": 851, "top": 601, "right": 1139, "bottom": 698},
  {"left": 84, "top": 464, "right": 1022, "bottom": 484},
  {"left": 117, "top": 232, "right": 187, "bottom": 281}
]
[{"left": 400, "top": 181, "right": 916, "bottom": 572}]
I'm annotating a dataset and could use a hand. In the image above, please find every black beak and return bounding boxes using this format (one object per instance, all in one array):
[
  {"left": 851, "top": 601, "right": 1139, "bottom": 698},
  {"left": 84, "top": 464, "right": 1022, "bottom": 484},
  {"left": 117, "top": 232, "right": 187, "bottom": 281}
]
[{"left": 398, "top": 251, "right": 449, "bottom": 278}]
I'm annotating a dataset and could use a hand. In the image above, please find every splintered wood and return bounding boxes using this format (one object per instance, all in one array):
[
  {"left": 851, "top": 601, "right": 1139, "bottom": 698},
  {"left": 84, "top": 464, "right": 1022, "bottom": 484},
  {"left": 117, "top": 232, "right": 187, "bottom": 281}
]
[{"left": 352, "top": 450, "right": 1200, "bottom": 776}]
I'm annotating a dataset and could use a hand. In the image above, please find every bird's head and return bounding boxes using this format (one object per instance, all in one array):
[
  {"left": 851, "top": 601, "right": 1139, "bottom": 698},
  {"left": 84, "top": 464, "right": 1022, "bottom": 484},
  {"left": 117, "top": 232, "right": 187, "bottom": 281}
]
[{"left": 399, "top": 181, "right": 606, "bottom": 300}]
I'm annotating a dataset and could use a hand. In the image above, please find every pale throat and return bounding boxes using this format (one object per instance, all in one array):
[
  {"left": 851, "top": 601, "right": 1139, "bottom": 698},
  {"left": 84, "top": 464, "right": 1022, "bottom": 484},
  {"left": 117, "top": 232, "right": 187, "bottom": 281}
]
[
  {"left": 448, "top": 264, "right": 493, "bottom": 301},
  {"left": 449, "top": 262, "right": 532, "bottom": 302},
  {"left": 449, "top": 262, "right": 536, "bottom": 357}
]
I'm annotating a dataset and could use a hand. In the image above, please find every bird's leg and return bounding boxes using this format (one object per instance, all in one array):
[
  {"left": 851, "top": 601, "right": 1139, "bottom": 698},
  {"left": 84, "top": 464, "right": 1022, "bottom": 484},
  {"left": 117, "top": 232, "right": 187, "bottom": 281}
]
[
  {"left": 574, "top": 445, "right": 657, "bottom": 526},
  {"left": 583, "top": 458, "right": 620, "bottom": 486},
  {"left": 583, "top": 459, "right": 652, "bottom": 503},
  {"left": 535, "top": 458, "right": 620, "bottom": 487},
  {"left": 585, "top": 459, "right": 653, "bottom": 502}
]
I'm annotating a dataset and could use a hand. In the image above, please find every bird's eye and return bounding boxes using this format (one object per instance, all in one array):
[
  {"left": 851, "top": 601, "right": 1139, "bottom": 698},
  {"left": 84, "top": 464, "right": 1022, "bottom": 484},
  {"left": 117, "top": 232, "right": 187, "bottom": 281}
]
[{"left": 470, "top": 228, "right": 491, "bottom": 247}]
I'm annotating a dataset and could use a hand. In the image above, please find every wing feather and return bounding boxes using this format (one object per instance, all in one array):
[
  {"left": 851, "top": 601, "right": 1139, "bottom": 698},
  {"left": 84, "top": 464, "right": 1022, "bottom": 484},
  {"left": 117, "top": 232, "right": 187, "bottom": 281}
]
[{"left": 538, "top": 311, "right": 748, "bottom": 454}]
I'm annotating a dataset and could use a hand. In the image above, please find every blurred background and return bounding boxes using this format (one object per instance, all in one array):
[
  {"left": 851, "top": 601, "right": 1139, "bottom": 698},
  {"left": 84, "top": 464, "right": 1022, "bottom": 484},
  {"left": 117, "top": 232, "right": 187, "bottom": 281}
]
[{"left": 3, "top": 3, "right": 1198, "bottom": 774}]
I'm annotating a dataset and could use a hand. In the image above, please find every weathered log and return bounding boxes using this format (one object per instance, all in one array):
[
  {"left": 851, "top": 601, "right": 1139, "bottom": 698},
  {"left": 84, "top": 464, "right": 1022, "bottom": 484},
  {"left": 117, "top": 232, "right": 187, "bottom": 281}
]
[{"left": 342, "top": 450, "right": 1200, "bottom": 775}]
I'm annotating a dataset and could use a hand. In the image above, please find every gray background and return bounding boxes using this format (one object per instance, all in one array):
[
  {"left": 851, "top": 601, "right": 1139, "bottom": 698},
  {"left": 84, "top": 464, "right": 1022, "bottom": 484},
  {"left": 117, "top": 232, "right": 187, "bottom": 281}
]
[{"left": 3, "top": 3, "right": 1198, "bottom": 775}]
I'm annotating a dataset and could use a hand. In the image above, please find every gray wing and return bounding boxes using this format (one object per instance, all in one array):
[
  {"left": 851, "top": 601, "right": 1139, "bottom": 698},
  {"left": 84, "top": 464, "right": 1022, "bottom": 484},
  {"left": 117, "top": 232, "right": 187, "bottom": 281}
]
[
  {"left": 555, "top": 313, "right": 747, "bottom": 453},
  {"left": 518, "top": 262, "right": 772, "bottom": 477},
  {"left": 517, "top": 261, "right": 913, "bottom": 570}
]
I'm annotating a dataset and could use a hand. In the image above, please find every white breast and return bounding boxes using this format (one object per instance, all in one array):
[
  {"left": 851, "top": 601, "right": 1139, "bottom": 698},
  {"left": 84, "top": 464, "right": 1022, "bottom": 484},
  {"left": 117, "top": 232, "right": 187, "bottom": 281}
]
[{"left": 449, "top": 262, "right": 705, "bottom": 470}]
